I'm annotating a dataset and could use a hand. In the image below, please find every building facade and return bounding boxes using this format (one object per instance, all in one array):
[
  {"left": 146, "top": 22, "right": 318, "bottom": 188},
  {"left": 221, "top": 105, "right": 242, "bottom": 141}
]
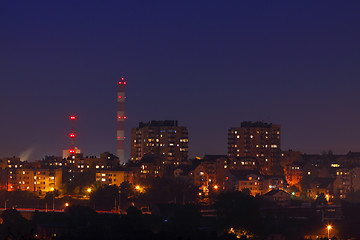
[
  {"left": 131, "top": 120, "right": 188, "bottom": 164},
  {"left": 228, "top": 121, "right": 281, "bottom": 175},
  {"left": 8, "top": 168, "right": 62, "bottom": 192}
]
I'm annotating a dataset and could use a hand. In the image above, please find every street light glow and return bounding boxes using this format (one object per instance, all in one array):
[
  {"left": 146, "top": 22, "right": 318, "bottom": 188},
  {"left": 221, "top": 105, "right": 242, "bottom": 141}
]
[{"left": 327, "top": 224, "right": 332, "bottom": 239}]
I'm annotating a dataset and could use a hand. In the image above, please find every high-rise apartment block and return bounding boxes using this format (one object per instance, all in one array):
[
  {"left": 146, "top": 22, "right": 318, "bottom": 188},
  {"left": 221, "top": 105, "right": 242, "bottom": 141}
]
[
  {"left": 228, "top": 121, "right": 281, "bottom": 174},
  {"left": 131, "top": 120, "right": 188, "bottom": 164}
]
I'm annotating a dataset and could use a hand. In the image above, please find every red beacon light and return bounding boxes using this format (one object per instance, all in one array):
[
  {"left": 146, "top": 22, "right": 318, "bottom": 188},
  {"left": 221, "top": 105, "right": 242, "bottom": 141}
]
[
  {"left": 70, "top": 116, "right": 76, "bottom": 120},
  {"left": 69, "top": 149, "right": 75, "bottom": 154},
  {"left": 118, "top": 116, "right": 122, "bottom": 119},
  {"left": 70, "top": 133, "right": 76, "bottom": 138},
  {"left": 123, "top": 82, "right": 127, "bottom": 85},
  {"left": 123, "top": 116, "right": 127, "bottom": 119},
  {"left": 121, "top": 77, "right": 124, "bottom": 80}
]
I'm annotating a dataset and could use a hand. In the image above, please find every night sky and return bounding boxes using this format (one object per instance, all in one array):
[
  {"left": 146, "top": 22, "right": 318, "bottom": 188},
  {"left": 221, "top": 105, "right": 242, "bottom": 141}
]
[{"left": 2, "top": 1, "right": 360, "bottom": 161}]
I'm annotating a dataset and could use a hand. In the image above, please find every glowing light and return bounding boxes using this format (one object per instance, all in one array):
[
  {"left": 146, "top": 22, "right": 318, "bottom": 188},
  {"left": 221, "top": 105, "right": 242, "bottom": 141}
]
[
  {"left": 70, "top": 116, "right": 76, "bottom": 120},
  {"left": 121, "top": 77, "right": 124, "bottom": 80},
  {"left": 118, "top": 96, "right": 122, "bottom": 98},
  {"left": 70, "top": 133, "right": 75, "bottom": 138},
  {"left": 327, "top": 225, "right": 332, "bottom": 239},
  {"left": 87, "top": 188, "right": 92, "bottom": 193},
  {"left": 65, "top": 202, "right": 69, "bottom": 207},
  {"left": 123, "top": 116, "right": 127, "bottom": 119},
  {"left": 69, "top": 149, "right": 75, "bottom": 154},
  {"left": 123, "top": 82, "right": 127, "bottom": 85},
  {"left": 118, "top": 82, "right": 122, "bottom": 84},
  {"left": 214, "top": 185, "right": 218, "bottom": 190},
  {"left": 118, "top": 116, "right": 122, "bottom": 119},
  {"left": 136, "top": 185, "right": 140, "bottom": 190}
]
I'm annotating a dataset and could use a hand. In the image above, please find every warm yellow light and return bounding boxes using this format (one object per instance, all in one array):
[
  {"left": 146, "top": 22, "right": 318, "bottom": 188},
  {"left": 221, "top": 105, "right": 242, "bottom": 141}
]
[
  {"left": 214, "top": 185, "right": 218, "bottom": 190},
  {"left": 198, "top": 192, "right": 202, "bottom": 196},
  {"left": 65, "top": 202, "right": 69, "bottom": 207},
  {"left": 327, "top": 225, "right": 332, "bottom": 230},
  {"left": 136, "top": 185, "right": 140, "bottom": 190},
  {"left": 87, "top": 188, "right": 92, "bottom": 193},
  {"left": 50, "top": 187, "right": 54, "bottom": 191}
]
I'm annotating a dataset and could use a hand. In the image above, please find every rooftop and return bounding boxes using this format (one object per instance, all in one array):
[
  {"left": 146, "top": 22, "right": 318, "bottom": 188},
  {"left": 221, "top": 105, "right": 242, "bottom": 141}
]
[{"left": 138, "top": 120, "right": 178, "bottom": 128}]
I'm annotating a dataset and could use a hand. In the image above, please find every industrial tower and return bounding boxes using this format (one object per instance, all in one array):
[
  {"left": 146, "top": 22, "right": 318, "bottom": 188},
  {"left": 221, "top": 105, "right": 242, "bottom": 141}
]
[
  {"left": 62, "top": 115, "right": 81, "bottom": 159},
  {"left": 69, "top": 115, "right": 76, "bottom": 155},
  {"left": 117, "top": 77, "right": 126, "bottom": 164}
]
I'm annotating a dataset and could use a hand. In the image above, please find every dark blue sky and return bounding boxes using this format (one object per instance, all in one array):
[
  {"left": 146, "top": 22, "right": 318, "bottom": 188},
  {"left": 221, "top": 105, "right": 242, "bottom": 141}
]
[{"left": 2, "top": 1, "right": 360, "bottom": 161}]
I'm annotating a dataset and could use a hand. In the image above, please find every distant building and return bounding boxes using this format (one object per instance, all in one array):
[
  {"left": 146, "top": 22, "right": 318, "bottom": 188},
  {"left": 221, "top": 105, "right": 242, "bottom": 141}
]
[
  {"left": 0, "top": 157, "right": 22, "bottom": 169},
  {"left": 131, "top": 120, "right": 188, "bottom": 164},
  {"left": 262, "top": 176, "right": 287, "bottom": 194},
  {"left": 223, "top": 170, "right": 262, "bottom": 196},
  {"left": 230, "top": 157, "right": 259, "bottom": 171},
  {"left": 95, "top": 170, "right": 132, "bottom": 187},
  {"left": 8, "top": 168, "right": 62, "bottom": 192},
  {"left": 228, "top": 121, "right": 281, "bottom": 174},
  {"left": 263, "top": 189, "right": 291, "bottom": 206},
  {"left": 192, "top": 155, "right": 228, "bottom": 190},
  {"left": 284, "top": 161, "right": 303, "bottom": 187}
]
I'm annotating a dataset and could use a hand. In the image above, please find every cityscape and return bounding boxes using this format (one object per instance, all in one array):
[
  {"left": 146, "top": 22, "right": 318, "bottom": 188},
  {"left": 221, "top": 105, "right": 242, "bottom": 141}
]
[{"left": 2, "top": 1, "right": 360, "bottom": 240}]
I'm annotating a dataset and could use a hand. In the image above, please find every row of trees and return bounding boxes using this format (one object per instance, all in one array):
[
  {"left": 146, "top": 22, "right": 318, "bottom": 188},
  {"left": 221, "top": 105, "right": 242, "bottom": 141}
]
[{"left": 89, "top": 177, "right": 199, "bottom": 211}]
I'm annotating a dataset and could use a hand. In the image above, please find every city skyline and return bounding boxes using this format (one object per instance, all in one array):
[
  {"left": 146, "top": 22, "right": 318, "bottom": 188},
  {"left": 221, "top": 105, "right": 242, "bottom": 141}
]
[{"left": 2, "top": 1, "right": 360, "bottom": 161}]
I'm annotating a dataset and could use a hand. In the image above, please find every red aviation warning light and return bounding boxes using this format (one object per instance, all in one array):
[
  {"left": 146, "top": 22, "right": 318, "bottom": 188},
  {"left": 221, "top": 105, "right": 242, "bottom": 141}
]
[
  {"left": 70, "top": 116, "right": 76, "bottom": 120},
  {"left": 69, "top": 149, "right": 75, "bottom": 154},
  {"left": 70, "top": 133, "right": 76, "bottom": 138}
]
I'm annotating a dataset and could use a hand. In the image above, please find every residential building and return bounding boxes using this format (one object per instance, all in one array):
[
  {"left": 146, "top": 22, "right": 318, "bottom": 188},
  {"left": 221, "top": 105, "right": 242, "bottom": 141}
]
[
  {"left": 95, "top": 170, "right": 132, "bottom": 186},
  {"left": 263, "top": 189, "right": 291, "bottom": 206},
  {"left": 8, "top": 168, "right": 62, "bottom": 192},
  {"left": 223, "top": 170, "right": 262, "bottom": 196},
  {"left": 131, "top": 120, "right": 188, "bottom": 164},
  {"left": 228, "top": 121, "right": 281, "bottom": 174}
]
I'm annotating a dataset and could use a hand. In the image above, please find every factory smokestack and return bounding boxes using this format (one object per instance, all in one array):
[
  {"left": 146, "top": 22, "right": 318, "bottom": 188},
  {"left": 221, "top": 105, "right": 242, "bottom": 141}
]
[{"left": 117, "top": 77, "right": 126, "bottom": 164}]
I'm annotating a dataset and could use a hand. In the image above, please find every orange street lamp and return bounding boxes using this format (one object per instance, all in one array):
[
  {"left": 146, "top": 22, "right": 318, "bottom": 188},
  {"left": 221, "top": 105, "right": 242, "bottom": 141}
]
[
  {"left": 214, "top": 185, "right": 218, "bottom": 190},
  {"left": 87, "top": 188, "right": 92, "bottom": 193},
  {"left": 65, "top": 202, "right": 69, "bottom": 207},
  {"left": 327, "top": 225, "right": 332, "bottom": 239}
]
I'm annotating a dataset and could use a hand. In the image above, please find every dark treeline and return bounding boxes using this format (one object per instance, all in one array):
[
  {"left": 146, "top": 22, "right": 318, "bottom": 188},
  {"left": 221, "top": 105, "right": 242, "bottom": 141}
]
[{"left": 1, "top": 190, "right": 359, "bottom": 239}]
